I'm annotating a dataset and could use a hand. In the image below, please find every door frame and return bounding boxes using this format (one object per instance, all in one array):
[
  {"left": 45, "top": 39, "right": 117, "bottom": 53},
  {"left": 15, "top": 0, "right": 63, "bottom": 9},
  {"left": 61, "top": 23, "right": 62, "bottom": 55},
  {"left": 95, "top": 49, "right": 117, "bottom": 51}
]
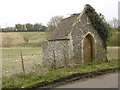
[{"left": 82, "top": 32, "right": 95, "bottom": 63}]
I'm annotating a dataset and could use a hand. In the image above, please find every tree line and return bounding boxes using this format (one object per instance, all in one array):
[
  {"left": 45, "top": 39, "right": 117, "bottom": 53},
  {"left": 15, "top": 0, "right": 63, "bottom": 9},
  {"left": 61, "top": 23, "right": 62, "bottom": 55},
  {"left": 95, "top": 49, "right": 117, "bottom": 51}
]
[
  {"left": 0, "top": 16, "right": 63, "bottom": 32},
  {"left": 0, "top": 16, "right": 119, "bottom": 32},
  {"left": 1, "top": 23, "right": 47, "bottom": 32}
]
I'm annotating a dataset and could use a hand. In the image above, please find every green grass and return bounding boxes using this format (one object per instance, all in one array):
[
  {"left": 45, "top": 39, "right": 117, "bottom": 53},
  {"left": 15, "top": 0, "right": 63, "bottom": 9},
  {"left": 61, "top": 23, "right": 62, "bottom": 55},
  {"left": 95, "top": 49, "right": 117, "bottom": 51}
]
[
  {"left": 108, "top": 31, "right": 120, "bottom": 46},
  {"left": 2, "top": 59, "right": 119, "bottom": 88},
  {"left": 2, "top": 47, "right": 43, "bottom": 77}
]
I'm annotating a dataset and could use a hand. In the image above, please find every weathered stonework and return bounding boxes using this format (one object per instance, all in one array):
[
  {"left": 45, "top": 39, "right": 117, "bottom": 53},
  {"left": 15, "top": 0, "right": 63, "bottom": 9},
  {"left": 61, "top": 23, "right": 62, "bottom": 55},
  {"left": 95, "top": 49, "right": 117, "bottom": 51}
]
[
  {"left": 42, "top": 5, "right": 107, "bottom": 67},
  {"left": 71, "top": 13, "right": 106, "bottom": 64},
  {"left": 42, "top": 40, "right": 71, "bottom": 67}
]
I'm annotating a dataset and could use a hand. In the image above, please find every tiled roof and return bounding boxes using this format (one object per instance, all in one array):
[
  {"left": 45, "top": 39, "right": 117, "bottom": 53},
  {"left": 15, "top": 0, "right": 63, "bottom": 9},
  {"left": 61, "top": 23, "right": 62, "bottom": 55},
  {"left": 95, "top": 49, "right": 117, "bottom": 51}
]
[{"left": 48, "top": 13, "right": 80, "bottom": 41}]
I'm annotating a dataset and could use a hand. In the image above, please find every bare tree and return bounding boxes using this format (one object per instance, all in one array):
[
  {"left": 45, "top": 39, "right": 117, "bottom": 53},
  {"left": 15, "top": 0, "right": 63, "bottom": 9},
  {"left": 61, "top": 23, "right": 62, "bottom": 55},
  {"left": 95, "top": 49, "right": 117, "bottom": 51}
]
[
  {"left": 113, "top": 18, "right": 118, "bottom": 28},
  {"left": 47, "top": 16, "right": 63, "bottom": 30},
  {"left": 108, "top": 17, "right": 118, "bottom": 28}
]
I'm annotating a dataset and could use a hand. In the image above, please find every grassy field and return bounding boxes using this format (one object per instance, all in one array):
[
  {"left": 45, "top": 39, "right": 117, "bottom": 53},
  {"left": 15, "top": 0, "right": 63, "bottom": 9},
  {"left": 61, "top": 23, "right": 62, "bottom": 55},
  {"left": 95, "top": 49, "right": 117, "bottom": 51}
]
[
  {"left": 1, "top": 31, "right": 119, "bottom": 47},
  {"left": 2, "top": 47, "right": 43, "bottom": 77},
  {"left": 2, "top": 46, "right": 119, "bottom": 77},
  {"left": 2, "top": 46, "right": 119, "bottom": 88},
  {"left": 1, "top": 31, "right": 119, "bottom": 77},
  {"left": 107, "top": 47, "right": 119, "bottom": 60},
  {"left": 1, "top": 31, "right": 119, "bottom": 88},
  {"left": 108, "top": 31, "right": 120, "bottom": 46},
  {"left": 1, "top": 32, "right": 51, "bottom": 47},
  {"left": 1, "top": 31, "right": 52, "bottom": 77}
]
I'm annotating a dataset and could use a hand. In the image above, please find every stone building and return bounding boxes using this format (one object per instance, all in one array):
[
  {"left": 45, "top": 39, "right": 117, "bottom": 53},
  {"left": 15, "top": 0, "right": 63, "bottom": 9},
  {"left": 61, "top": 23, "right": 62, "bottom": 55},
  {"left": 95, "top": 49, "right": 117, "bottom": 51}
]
[{"left": 42, "top": 5, "right": 107, "bottom": 67}]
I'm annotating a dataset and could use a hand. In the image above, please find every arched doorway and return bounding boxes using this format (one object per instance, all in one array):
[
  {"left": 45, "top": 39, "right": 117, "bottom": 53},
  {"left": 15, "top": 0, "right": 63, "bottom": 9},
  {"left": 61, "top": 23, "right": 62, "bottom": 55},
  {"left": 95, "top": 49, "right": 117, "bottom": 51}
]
[{"left": 83, "top": 34, "right": 95, "bottom": 62}]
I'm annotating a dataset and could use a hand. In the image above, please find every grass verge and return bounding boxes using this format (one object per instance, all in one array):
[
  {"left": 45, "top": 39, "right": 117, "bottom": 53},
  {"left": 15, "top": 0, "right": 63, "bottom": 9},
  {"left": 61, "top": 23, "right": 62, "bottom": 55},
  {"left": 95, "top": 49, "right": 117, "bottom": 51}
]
[{"left": 2, "top": 59, "right": 119, "bottom": 89}]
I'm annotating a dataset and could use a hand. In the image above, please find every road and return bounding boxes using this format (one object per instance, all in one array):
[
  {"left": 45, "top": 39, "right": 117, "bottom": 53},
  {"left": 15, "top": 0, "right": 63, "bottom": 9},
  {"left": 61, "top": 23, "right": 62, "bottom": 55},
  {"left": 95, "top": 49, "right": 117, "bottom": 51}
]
[{"left": 55, "top": 72, "right": 119, "bottom": 88}]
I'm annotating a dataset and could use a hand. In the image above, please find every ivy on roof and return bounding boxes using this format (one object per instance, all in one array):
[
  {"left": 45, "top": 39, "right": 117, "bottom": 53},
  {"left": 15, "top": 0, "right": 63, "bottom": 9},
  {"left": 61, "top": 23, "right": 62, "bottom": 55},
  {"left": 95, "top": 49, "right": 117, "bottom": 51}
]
[{"left": 85, "top": 4, "right": 111, "bottom": 49}]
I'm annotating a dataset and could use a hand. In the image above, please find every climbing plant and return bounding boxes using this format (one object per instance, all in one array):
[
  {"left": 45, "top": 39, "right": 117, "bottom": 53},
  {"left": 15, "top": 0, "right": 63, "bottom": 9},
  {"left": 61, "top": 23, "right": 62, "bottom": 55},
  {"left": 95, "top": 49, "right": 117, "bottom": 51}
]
[{"left": 85, "top": 4, "right": 111, "bottom": 49}]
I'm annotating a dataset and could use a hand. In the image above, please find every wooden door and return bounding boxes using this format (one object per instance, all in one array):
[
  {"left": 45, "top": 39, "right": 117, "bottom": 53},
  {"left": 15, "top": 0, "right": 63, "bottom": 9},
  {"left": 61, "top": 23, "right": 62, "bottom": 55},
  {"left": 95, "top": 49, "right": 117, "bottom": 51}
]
[{"left": 83, "top": 35, "right": 92, "bottom": 62}]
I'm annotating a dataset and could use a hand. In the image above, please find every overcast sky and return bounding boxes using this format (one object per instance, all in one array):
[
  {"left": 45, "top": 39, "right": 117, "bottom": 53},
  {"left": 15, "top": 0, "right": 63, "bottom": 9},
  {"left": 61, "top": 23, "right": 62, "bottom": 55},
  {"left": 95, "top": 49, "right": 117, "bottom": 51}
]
[{"left": 0, "top": 0, "right": 119, "bottom": 28}]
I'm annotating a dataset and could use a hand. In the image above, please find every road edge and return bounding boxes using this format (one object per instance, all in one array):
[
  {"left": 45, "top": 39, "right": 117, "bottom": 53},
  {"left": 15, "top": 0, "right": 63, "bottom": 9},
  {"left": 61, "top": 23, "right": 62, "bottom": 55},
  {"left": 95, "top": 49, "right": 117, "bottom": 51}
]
[{"left": 30, "top": 68, "right": 119, "bottom": 89}]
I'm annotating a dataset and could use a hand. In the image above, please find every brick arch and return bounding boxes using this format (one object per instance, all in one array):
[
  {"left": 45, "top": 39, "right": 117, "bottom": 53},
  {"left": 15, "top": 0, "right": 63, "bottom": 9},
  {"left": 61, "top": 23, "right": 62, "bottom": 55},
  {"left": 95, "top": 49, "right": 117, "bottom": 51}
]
[{"left": 82, "top": 33, "right": 95, "bottom": 62}]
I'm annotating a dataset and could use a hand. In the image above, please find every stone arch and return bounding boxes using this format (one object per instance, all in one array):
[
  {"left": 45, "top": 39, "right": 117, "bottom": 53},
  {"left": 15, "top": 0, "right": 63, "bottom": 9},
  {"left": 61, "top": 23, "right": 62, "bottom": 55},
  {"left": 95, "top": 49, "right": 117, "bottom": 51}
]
[{"left": 82, "top": 33, "right": 95, "bottom": 62}]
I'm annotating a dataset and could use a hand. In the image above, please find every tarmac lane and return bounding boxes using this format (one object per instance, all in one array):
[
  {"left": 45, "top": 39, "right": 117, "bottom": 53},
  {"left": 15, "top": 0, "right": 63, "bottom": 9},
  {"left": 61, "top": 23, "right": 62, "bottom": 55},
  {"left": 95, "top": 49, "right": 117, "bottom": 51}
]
[{"left": 55, "top": 72, "right": 119, "bottom": 88}]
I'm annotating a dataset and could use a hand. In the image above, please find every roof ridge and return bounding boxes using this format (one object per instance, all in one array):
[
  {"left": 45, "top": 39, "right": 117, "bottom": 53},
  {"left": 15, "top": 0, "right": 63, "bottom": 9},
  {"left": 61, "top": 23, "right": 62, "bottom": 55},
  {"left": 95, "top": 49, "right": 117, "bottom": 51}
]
[{"left": 62, "top": 13, "right": 80, "bottom": 21}]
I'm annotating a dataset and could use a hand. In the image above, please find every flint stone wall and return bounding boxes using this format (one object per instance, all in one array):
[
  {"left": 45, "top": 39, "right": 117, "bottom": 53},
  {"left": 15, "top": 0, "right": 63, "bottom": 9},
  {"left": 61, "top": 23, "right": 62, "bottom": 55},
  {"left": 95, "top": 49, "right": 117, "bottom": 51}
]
[
  {"left": 42, "top": 40, "right": 71, "bottom": 67},
  {"left": 71, "top": 13, "right": 106, "bottom": 63},
  {"left": 42, "top": 13, "right": 107, "bottom": 66}
]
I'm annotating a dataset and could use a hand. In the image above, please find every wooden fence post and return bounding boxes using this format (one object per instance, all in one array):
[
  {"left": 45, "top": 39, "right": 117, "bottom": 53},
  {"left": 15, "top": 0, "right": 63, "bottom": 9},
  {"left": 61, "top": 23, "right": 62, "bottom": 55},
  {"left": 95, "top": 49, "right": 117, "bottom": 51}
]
[
  {"left": 52, "top": 50, "right": 56, "bottom": 70},
  {"left": 20, "top": 52, "right": 25, "bottom": 74},
  {"left": 63, "top": 49, "right": 68, "bottom": 68}
]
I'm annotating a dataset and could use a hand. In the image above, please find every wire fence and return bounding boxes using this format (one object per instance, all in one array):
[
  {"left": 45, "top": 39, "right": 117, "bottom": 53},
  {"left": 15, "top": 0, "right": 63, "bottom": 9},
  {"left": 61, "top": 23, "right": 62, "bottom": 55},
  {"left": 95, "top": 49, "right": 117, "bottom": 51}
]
[{"left": 2, "top": 53, "right": 43, "bottom": 77}]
